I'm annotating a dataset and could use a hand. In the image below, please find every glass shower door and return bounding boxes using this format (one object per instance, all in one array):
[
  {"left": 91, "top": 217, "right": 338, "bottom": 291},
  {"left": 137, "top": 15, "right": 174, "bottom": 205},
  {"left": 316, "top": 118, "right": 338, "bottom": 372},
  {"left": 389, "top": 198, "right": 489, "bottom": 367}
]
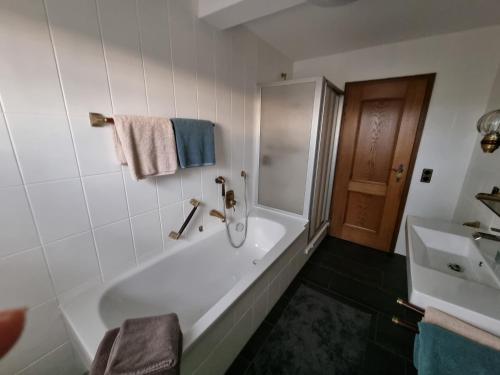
[{"left": 258, "top": 81, "right": 317, "bottom": 215}]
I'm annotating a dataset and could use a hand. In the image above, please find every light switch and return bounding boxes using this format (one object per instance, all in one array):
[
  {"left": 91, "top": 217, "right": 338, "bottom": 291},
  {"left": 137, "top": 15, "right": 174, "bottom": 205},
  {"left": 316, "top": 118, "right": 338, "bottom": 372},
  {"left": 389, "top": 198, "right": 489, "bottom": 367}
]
[{"left": 420, "top": 168, "right": 433, "bottom": 183}]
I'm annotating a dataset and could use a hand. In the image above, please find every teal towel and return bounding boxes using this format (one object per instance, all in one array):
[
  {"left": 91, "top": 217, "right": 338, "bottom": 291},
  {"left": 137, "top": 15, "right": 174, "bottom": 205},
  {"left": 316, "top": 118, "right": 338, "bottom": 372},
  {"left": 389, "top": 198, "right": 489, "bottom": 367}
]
[
  {"left": 414, "top": 322, "right": 500, "bottom": 375},
  {"left": 171, "top": 118, "right": 215, "bottom": 168}
]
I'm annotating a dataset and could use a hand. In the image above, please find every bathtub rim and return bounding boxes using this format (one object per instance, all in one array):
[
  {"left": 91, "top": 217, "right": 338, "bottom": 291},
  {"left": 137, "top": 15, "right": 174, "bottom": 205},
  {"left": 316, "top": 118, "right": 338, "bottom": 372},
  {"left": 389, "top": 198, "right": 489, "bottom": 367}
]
[{"left": 60, "top": 207, "right": 307, "bottom": 367}]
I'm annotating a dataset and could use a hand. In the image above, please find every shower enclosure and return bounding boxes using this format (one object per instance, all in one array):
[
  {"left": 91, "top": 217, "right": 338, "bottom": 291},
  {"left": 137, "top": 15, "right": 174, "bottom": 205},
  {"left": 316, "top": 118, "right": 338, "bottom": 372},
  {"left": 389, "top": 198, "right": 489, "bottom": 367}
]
[{"left": 256, "top": 77, "right": 343, "bottom": 241}]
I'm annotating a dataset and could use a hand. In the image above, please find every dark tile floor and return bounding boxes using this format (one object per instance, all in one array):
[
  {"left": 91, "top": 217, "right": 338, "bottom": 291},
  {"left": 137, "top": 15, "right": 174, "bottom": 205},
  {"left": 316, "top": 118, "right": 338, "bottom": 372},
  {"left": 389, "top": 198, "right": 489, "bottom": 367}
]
[{"left": 226, "top": 236, "right": 419, "bottom": 375}]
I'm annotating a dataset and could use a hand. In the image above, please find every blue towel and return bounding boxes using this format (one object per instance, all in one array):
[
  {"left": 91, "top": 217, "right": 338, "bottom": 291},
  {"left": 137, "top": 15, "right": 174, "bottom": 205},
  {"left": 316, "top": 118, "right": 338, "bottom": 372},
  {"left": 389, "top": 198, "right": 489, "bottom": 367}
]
[
  {"left": 414, "top": 322, "right": 500, "bottom": 375},
  {"left": 171, "top": 118, "right": 216, "bottom": 168}
]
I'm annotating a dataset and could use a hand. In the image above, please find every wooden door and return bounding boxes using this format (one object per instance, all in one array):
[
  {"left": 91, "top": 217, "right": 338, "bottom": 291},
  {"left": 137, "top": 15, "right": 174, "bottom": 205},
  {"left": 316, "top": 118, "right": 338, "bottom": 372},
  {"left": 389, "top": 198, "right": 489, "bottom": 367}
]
[{"left": 329, "top": 74, "right": 435, "bottom": 252}]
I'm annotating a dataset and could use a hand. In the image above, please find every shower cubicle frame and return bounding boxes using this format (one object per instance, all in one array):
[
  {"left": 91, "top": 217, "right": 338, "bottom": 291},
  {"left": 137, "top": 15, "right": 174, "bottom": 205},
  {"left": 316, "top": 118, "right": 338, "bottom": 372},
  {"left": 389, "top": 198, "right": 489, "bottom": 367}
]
[{"left": 253, "top": 76, "right": 344, "bottom": 242}]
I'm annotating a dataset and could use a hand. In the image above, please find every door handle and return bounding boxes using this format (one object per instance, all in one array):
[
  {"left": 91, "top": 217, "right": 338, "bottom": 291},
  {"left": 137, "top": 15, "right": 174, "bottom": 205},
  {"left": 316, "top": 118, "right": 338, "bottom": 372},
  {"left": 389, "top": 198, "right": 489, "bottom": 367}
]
[{"left": 392, "top": 164, "right": 405, "bottom": 182}]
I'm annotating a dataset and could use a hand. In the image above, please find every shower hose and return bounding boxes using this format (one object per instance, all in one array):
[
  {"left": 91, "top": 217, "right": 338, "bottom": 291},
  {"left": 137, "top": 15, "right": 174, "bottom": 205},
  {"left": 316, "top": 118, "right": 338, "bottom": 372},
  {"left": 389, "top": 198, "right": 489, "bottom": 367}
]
[{"left": 223, "top": 171, "right": 248, "bottom": 248}]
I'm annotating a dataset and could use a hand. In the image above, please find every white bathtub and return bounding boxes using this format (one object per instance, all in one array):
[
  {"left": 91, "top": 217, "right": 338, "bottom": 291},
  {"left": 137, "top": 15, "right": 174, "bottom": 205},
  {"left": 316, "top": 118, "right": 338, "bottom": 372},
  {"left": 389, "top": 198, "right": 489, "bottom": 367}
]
[{"left": 61, "top": 207, "right": 316, "bottom": 374}]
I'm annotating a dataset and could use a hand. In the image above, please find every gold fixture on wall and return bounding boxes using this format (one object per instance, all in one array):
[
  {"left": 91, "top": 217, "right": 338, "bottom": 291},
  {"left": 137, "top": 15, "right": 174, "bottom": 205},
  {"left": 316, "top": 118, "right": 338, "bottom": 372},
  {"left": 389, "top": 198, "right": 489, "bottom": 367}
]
[
  {"left": 476, "top": 109, "right": 500, "bottom": 153},
  {"left": 476, "top": 186, "right": 500, "bottom": 218},
  {"left": 89, "top": 112, "right": 114, "bottom": 127},
  {"left": 168, "top": 199, "right": 200, "bottom": 240},
  {"left": 463, "top": 220, "right": 481, "bottom": 229},
  {"left": 225, "top": 190, "right": 236, "bottom": 209},
  {"left": 209, "top": 209, "right": 225, "bottom": 222}
]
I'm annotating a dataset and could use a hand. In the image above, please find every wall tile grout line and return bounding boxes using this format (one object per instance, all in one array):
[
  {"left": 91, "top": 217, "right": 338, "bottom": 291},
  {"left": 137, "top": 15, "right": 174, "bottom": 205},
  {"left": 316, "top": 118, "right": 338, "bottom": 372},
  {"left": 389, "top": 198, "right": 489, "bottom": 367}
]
[
  {"left": 0, "top": 80, "right": 59, "bottom": 306},
  {"left": 165, "top": 0, "right": 189, "bottom": 226},
  {"left": 135, "top": 0, "right": 151, "bottom": 116},
  {"left": 133, "top": 0, "right": 169, "bottom": 256},
  {"left": 42, "top": 0, "right": 105, "bottom": 286},
  {"left": 94, "top": 0, "right": 116, "bottom": 114},
  {"left": 95, "top": 0, "right": 141, "bottom": 271},
  {"left": 165, "top": 0, "right": 177, "bottom": 118},
  {"left": 120, "top": 167, "right": 140, "bottom": 265},
  {"left": 13, "top": 341, "right": 72, "bottom": 375}
]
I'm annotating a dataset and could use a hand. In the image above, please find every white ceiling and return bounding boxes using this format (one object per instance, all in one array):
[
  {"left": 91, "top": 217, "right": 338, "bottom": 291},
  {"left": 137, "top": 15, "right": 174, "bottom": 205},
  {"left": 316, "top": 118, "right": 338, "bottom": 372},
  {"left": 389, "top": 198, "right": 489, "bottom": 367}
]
[{"left": 243, "top": 0, "right": 500, "bottom": 61}]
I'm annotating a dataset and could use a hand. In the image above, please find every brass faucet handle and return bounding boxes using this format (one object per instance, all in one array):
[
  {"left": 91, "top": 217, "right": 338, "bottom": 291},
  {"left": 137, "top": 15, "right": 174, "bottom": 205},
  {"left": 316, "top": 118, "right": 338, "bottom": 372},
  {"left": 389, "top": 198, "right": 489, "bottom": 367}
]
[{"left": 225, "top": 190, "right": 236, "bottom": 209}]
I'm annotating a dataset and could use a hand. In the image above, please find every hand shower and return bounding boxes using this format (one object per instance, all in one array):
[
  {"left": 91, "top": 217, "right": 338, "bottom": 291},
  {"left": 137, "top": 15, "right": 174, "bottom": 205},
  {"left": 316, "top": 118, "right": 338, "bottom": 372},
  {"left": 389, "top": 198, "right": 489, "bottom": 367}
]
[
  {"left": 220, "top": 171, "right": 248, "bottom": 248},
  {"left": 215, "top": 176, "right": 226, "bottom": 197}
]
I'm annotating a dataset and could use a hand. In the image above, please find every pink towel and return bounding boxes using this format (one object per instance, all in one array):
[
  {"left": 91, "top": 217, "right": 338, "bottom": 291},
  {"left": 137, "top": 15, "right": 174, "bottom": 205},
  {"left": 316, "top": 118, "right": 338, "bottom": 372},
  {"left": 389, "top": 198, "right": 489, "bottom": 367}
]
[
  {"left": 424, "top": 307, "right": 500, "bottom": 351},
  {"left": 113, "top": 115, "right": 178, "bottom": 180}
]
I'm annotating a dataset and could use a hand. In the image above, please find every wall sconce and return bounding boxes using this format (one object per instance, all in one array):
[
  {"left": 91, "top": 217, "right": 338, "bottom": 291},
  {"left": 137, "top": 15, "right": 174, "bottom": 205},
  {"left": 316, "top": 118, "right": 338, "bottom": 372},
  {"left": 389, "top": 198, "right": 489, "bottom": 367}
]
[{"left": 477, "top": 109, "right": 500, "bottom": 153}]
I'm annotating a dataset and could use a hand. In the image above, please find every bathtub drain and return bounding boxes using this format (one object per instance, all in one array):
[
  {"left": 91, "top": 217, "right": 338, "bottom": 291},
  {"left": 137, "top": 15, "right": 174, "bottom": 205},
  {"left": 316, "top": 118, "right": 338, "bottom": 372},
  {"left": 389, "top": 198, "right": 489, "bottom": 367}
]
[{"left": 252, "top": 259, "right": 258, "bottom": 265}]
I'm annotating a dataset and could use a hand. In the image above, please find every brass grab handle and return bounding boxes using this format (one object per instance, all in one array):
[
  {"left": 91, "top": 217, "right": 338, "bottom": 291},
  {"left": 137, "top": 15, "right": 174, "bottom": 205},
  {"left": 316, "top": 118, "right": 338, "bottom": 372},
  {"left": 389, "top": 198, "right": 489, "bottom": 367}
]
[{"left": 169, "top": 199, "right": 200, "bottom": 240}]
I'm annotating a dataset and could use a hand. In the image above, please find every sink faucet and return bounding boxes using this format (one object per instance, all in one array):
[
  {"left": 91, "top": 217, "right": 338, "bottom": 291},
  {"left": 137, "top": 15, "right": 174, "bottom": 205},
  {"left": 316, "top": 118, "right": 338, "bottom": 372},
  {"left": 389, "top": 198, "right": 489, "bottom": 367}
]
[
  {"left": 472, "top": 232, "right": 500, "bottom": 264},
  {"left": 472, "top": 231, "right": 500, "bottom": 242}
]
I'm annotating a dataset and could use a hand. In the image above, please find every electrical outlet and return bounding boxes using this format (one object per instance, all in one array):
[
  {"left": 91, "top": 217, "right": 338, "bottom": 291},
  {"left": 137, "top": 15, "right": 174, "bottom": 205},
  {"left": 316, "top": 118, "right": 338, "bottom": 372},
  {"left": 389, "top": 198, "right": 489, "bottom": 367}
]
[{"left": 420, "top": 168, "right": 433, "bottom": 183}]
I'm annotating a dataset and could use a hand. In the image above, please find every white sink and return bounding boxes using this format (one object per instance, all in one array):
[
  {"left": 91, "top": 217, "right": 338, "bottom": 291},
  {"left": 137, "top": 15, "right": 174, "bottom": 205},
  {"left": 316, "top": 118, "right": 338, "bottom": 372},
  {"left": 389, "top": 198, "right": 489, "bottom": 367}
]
[{"left": 406, "top": 216, "right": 500, "bottom": 336}]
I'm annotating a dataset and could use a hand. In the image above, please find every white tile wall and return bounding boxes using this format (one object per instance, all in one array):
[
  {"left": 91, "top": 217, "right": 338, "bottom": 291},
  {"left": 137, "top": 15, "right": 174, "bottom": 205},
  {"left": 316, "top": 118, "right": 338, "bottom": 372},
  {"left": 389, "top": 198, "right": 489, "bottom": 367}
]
[
  {"left": 6, "top": 113, "right": 79, "bottom": 183},
  {"left": 70, "top": 115, "right": 121, "bottom": 176},
  {"left": 0, "top": 186, "right": 39, "bottom": 257},
  {"left": 45, "top": 232, "right": 100, "bottom": 295},
  {"left": 0, "top": 0, "right": 292, "bottom": 373},
  {"left": 179, "top": 168, "right": 202, "bottom": 199},
  {"left": 94, "top": 220, "right": 136, "bottom": 281},
  {"left": 45, "top": 0, "right": 113, "bottom": 117},
  {"left": 97, "top": 0, "right": 148, "bottom": 115},
  {"left": 83, "top": 172, "right": 128, "bottom": 227},
  {"left": 137, "top": 0, "right": 176, "bottom": 118},
  {"left": 169, "top": 0, "right": 198, "bottom": 118},
  {"left": 130, "top": 210, "right": 163, "bottom": 259},
  {"left": 0, "top": 114, "right": 22, "bottom": 187},
  {"left": 0, "top": 248, "right": 54, "bottom": 309},
  {"left": 27, "top": 179, "right": 90, "bottom": 243},
  {"left": 157, "top": 174, "right": 183, "bottom": 206},
  {"left": 123, "top": 170, "right": 159, "bottom": 216},
  {"left": 0, "top": 0, "right": 65, "bottom": 114}
]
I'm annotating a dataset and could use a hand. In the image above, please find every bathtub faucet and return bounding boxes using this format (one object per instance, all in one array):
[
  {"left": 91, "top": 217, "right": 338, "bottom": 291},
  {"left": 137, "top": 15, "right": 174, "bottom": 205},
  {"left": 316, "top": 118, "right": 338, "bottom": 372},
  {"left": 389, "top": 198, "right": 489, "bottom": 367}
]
[{"left": 209, "top": 209, "right": 226, "bottom": 222}]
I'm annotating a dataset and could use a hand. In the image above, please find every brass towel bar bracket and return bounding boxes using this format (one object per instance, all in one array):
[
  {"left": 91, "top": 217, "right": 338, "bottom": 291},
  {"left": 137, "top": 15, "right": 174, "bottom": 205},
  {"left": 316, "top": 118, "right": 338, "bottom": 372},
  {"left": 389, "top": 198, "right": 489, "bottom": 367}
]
[
  {"left": 396, "top": 298, "right": 425, "bottom": 316},
  {"left": 392, "top": 316, "right": 419, "bottom": 333},
  {"left": 169, "top": 199, "right": 200, "bottom": 240},
  {"left": 392, "top": 298, "right": 424, "bottom": 333},
  {"left": 89, "top": 112, "right": 114, "bottom": 127}
]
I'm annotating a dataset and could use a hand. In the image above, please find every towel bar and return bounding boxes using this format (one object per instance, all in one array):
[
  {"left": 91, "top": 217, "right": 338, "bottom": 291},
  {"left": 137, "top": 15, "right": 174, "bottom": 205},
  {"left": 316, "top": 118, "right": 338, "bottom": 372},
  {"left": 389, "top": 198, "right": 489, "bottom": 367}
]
[
  {"left": 169, "top": 199, "right": 200, "bottom": 240},
  {"left": 392, "top": 316, "right": 419, "bottom": 333},
  {"left": 89, "top": 112, "right": 216, "bottom": 127},
  {"left": 392, "top": 298, "right": 424, "bottom": 333},
  {"left": 397, "top": 298, "right": 425, "bottom": 316}
]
